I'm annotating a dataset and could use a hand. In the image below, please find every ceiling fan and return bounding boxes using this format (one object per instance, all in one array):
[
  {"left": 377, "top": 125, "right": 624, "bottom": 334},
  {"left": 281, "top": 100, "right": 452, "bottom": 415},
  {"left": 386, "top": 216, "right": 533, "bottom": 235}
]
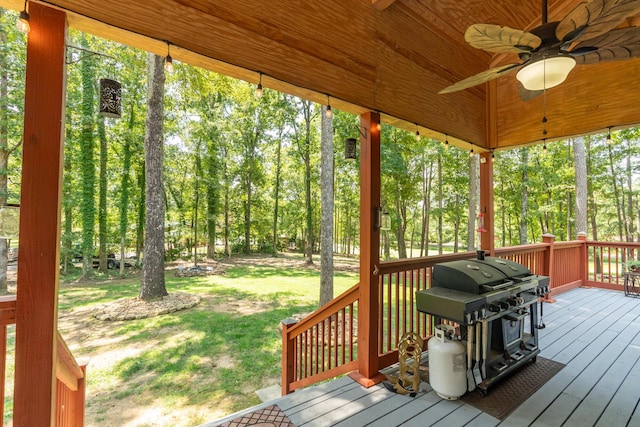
[{"left": 439, "top": 0, "right": 640, "bottom": 99}]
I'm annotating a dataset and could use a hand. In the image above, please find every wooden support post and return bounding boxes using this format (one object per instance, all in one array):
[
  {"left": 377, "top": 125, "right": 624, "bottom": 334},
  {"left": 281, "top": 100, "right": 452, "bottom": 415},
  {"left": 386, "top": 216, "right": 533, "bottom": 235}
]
[
  {"left": 542, "top": 234, "right": 556, "bottom": 301},
  {"left": 350, "top": 112, "right": 384, "bottom": 388},
  {"left": 479, "top": 152, "right": 495, "bottom": 255},
  {"left": 280, "top": 319, "right": 298, "bottom": 395},
  {"left": 14, "top": 4, "right": 67, "bottom": 426}
]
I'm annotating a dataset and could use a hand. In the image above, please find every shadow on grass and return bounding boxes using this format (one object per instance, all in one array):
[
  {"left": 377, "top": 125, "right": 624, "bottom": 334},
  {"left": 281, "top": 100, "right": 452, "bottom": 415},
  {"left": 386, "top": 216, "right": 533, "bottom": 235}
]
[
  {"left": 222, "top": 264, "right": 354, "bottom": 280},
  {"left": 58, "top": 261, "right": 358, "bottom": 421},
  {"left": 112, "top": 301, "right": 315, "bottom": 410}
]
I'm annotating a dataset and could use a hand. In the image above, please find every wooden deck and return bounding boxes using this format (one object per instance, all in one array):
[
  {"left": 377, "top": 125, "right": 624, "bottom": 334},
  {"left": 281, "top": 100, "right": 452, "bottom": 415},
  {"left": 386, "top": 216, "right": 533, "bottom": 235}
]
[{"left": 204, "top": 287, "right": 640, "bottom": 426}]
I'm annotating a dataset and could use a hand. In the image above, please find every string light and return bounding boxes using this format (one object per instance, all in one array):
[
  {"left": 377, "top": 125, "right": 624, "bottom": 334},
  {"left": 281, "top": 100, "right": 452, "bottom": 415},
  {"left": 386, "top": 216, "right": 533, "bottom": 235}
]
[
  {"left": 606, "top": 127, "right": 612, "bottom": 144},
  {"left": 444, "top": 134, "right": 449, "bottom": 150},
  {"left": 542, "top": 140, "right": 547, "bottom": 155},
  {"left": 165, "top": 42, "right": 173, "bottom": 73},
  {"left": 16, "top": 0, "right": 30, "bottom": 34},
  {"left": 376, "top": 123, "right": 382, "bottom": 131},
  {"left": 469, "top": 146, "right": 475, "bottom": 157},
  {"left": 255, "top": 72, "right": 263, "bottom": 97},
  {"left": 415, "top": 124, "right": 420, "bottom": 139},
  {"left": 491, "top": 150, "right": 495, "bottom": 162},
  {"left": 325, "top": 95, "right": 332, "bottom": 118}
]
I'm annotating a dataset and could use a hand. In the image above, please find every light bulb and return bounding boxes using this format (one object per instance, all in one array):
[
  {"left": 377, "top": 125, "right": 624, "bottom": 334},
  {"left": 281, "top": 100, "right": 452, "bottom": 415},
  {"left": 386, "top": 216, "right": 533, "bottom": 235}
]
[
  {"left": 256, "top": 73, "right": 263, "bottom": 98},
  {"left": 17, "top": 9, "right": 30, "bottom": 34},
  {"left": 165, "top": 54, "right": 173, "bottom": 73},
  {"left": 326, "top": 104, "right": 332, "bottom": 118}
]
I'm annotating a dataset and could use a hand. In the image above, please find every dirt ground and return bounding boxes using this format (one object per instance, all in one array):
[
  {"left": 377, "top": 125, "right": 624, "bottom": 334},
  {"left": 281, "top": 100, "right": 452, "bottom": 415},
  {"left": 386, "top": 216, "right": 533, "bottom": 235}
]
[{"left": 12, "top": 253, "right": 357, "bottom": 427}]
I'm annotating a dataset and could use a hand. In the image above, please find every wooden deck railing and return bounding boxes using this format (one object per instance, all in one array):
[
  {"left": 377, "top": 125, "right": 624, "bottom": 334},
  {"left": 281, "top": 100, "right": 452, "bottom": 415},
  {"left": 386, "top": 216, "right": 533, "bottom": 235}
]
[
  {"left": 0, "top": 295, "right": 86, "bottom": 426},
  {"left": 281, "top": 236, "right": 639, "bottom": 394},
  {"left": 55, "top": 331, "right": 87, "bottom": 426},
  {"left": 281, "top": 284, "right": 359, "bottom": 395},
  {"left": 585, "top": 241, "right": 640, "bottom": 290}
]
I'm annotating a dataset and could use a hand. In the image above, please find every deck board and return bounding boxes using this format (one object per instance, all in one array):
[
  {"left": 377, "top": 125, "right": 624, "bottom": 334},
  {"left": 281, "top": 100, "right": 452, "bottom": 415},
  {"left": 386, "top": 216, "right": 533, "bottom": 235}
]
[{"left": 201, "top": 287, "right": 640, "bottom": 427}]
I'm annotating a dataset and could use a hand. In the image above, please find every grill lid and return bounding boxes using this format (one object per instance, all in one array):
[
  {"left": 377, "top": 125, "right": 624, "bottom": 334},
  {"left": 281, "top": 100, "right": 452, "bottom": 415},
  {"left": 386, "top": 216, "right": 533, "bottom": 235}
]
[{"left": 432, "top": 256, "right": 532, "bottom": 294}]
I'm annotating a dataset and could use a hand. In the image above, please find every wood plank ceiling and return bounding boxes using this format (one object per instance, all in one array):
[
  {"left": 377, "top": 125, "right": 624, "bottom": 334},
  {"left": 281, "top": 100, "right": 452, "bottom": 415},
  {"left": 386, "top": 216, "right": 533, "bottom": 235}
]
[{"left": 3, "top": 0, "right": 640, "bottom": 150}]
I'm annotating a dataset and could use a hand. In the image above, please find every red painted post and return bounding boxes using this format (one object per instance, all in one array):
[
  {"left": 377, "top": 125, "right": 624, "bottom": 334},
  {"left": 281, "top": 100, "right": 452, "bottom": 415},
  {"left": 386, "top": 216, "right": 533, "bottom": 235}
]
[
  {"left": 14, "top": 4, "right": 67, "bottom": 426},
  {"left": 542, "top": 234, "right": 556, "bottom": 300},
  {"left": 281, "top": 319, "right": 298, "bottom": 395},
  {"left": 351, "top": 112, "right": 382, "bottom": 387}
]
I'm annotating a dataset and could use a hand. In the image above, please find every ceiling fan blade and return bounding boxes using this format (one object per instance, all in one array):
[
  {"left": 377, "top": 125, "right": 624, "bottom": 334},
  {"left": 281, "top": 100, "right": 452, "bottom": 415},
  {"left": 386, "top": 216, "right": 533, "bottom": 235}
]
[
  {"left": 518, "top": 83, "right": 544, "bottom": 102},
  {"left": 557, "top": 0, "right": 640, "bottom": 43},
  {"left": 465, "top": 24, "right": 541, "bottom": 54},
  {"left": 439, "top": 63, "right": 521, "bottom": 94},
  {"left": 573, "top": 44, "right": 640, "bottom": 63},
  {"left": 572, "top": 26, "right": 640, "bottom": 63},
  {"left": 573, "top": 26, "right": 640, "bottom": 49}
]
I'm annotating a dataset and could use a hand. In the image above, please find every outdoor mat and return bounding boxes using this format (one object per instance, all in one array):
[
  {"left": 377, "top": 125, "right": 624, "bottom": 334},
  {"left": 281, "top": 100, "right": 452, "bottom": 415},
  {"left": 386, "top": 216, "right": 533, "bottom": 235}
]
[
  {"left": 219, "top": 404, "right": 294, "bottom": 427},
  {"left": 417, "top": 356, "right": 564, "bottom": 420},
  {"left": 460, "top": 357, "right": 565, "bottom": 420}
]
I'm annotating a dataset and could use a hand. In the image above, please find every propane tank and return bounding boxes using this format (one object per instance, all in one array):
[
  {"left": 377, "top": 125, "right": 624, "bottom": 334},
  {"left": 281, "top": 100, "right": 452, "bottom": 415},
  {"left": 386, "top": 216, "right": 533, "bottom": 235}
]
[{"left": 428, "top": 324, "right": 467, "bottom": 400}]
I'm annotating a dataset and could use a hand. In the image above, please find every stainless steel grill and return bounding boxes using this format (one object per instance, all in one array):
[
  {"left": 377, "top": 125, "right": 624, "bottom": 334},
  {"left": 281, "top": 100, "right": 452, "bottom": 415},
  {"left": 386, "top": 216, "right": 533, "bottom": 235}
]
[{"left": 416, "top": 255, "right": 550, "bottom": 394}]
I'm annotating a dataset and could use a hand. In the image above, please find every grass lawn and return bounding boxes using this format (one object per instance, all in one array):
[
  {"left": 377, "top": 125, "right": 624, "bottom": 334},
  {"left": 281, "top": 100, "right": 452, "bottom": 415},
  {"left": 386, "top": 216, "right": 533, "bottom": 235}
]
[{"left": 6, "top": 253, "right": 358, "bottom": 427}]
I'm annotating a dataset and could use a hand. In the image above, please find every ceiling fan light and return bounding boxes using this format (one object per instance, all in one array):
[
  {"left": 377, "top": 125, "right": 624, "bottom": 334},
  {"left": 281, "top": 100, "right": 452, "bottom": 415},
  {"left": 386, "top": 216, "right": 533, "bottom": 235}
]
[{"left": 516, "top": 56, "right": 576, "bottom": 91}]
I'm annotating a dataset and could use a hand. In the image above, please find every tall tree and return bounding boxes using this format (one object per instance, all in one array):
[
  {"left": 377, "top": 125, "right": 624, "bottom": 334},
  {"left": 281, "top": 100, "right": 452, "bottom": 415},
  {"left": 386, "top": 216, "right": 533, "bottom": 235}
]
[
  {"left": 319, "top": 105, "right": 333, "bottom": 306},
  {"left": 606, "top": 137, "right": 625, "bottom": 240},
  {"left": 97, "top": 116, "right": 108, "bottom": 272},
  {"left": 140, "top": 53, "right": 167, "bottom": 301},
  {"left": 119, "top": 99, "right": 136, "bottom": 276},
  {"left": 573, "top": 137, "right": 588, "bottom": 235},
  {"left": 519, "top": 147, "right": 529, "bottom": 244},
  {"left": 79, "top": 34, "right": 97, "bottom": 278},
  {"left": 0, "top": 9, "right": 25, "bottom": 290},
  {"left": 437, "top": 150, "right": 443, "bottom": 254},
  {"left": 468, "top": 153, "right": 479, "bottom": 251},
  {"left": 288, "top": 98, "right": 317, "bottom": 264}
]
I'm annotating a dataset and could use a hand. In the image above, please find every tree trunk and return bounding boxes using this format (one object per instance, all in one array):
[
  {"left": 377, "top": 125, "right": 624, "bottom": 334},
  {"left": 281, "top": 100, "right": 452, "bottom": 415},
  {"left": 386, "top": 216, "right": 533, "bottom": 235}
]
[
  {"left": 468, "top": 153, "right": 479, "bottom": 251},
  {"left": 437, "top": 152, "right": 443, "bottom": 254},
  {"left": 607, "top": 144, "right": 624, "bottom": 240},
  {"left": 519, "top": 148, "right": 529, "bottom": 245},
  {"left": 97, "top": 116, "right": 108, "bottom": 273},
  {"left": 303, "top": 102, "right": 313, "bottom": 264},
  {"left": 573, "top": 137, "right": 588, "bottom": 236},
  {"left": 62, "top": 126, "right": 73, "bottom": 275},
  {"left": 205, "top": 140, "right": 218, "bottom": 259},
  {"left": 193, "top": 148, "right": 201, "bottom": 266},
  {"left": 79, "top": 35, "right": 96, "bottom": 278},
  {"left": 319, "top": 105, "right": 333, "bottom": 306},
  {"left": 136, "top": 163, "right": 145, "bottom": 263},
  {"left": 223, "top": 143, "right": 230, "bottom": 257},
  {"left": 394, "top": 192, "right": 408, "bottom": 259},
  {"left": 0, "top": 24, "right": 9, "bottom": 291},
  {"left": 272, "top": 129, "right": 283, "bottom": 255},
  {"left": 585, "top": 137, "right": 601, "bottom": 273},
  {"left": 626, "top": 138, "right": 635, "bottom": 242},
  {"left": 119, "top": 101, "right": 135, "bottom": 277},
  {"left": 421, "top": 164, "right": 432, "bottom": 257},
  {"left": 140, "top": 53, "right": 167, "bottom": 301}
]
